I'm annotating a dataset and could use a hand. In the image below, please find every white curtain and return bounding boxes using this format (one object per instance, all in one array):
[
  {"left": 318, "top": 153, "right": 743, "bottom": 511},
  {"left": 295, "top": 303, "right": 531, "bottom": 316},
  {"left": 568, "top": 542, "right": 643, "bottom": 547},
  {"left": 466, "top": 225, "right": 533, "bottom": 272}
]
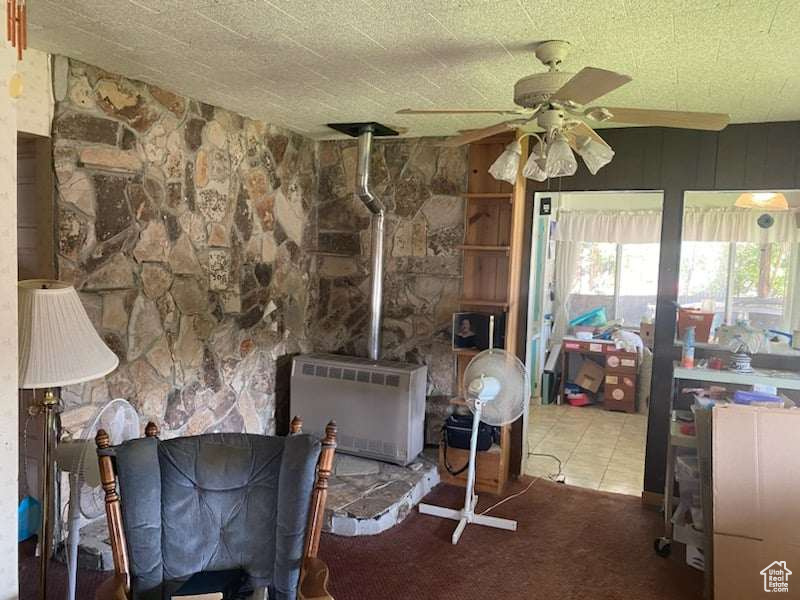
[
  {"left": 553, "top": 209, "right": 662, "bottom": 244},
  {"left": 682, "top": 207, "right": 798, "bottom": 244},
  {"left": 552, "top": 240, "right": 580, "bottom": 340}
]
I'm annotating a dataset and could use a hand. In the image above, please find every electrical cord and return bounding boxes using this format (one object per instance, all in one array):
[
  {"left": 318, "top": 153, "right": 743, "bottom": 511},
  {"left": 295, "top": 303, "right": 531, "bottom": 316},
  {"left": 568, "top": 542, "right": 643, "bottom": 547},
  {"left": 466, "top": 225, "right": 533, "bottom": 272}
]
[
  {"left": 478, "top": 477, "right": 538, "bottom": 516},
  {"left": 527, "top": 452, "right": 564, "bottom": 482},
  {"left": 478, "top": 453, "right": 565, "bottom": 517}
]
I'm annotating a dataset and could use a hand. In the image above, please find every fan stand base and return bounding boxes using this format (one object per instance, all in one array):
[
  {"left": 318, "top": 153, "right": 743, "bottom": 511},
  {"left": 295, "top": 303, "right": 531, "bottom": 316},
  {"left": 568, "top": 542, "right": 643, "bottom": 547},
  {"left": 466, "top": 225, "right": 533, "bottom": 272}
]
[
  {"left": 420, "top": 397, "right": 518, "bottom": 544},
  {"left": 419, "top": 496, "right": 517, "bottom": 544}
]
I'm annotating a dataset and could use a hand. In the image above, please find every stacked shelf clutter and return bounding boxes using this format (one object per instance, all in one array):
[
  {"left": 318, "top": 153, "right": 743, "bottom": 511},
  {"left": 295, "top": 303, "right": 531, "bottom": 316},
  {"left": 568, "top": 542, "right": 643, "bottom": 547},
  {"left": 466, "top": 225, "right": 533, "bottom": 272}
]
[{"left": 438, "top": 131, "right": 518, "bottom": 495}]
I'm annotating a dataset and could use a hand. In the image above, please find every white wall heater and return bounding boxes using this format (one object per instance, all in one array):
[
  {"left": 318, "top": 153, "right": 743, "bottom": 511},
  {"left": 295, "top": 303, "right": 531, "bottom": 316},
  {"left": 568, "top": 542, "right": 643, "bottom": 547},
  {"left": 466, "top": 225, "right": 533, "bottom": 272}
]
[{"left": 290, "top": 353, "right": 426, "bottom": 466}]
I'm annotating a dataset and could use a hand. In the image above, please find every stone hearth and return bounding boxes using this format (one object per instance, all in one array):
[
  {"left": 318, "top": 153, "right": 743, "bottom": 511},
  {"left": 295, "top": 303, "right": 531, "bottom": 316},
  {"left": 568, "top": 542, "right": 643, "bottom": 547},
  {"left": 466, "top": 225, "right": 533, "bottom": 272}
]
[
  {"left": 325, "top": 449, "right": 439, "bottom": 536},
  {"left": 64, "top": 450, "right": 441, "bottom": 571}
]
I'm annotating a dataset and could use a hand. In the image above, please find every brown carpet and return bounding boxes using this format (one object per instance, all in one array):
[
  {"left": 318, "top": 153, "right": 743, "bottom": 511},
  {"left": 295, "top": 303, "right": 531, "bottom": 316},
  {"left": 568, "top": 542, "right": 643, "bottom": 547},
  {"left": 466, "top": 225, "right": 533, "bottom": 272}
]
[
  {"left": 319, "top": 480, "right": 703, "bottom": 600},
  {"left": 20, "top": 480, "right": 702, "bottom": 600}
]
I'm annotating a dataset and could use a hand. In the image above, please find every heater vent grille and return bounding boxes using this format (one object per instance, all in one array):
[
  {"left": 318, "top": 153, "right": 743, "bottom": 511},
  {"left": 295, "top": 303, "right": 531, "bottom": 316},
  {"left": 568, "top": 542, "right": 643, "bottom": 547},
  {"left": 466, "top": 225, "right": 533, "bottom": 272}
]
[
  {"left": 299, "top": 360, "right": 401, "bottom": 387},
  {"left": 291, "top": 353, "right": 426, "bottom": 465}
]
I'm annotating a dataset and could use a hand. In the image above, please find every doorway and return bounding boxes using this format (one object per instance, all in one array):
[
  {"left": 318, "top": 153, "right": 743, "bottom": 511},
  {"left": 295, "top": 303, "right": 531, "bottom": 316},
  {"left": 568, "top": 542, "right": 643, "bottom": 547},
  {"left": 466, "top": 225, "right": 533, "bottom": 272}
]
[
  {"left": 17, "top": 132, "right": 54, "bottom": 542},
  {"left": 524, "top": 191, "right": 663, "bottom": 496}
]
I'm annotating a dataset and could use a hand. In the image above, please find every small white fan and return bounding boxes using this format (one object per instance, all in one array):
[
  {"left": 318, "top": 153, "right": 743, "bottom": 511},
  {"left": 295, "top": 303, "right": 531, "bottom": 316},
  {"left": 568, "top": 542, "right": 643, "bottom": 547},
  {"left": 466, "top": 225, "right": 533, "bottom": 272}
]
[
  {"left": 55, "top": 398, "right": 140, "bottom": 600},
  {"left": 420, "top": 318, "right": 528, "bottom": 544}
]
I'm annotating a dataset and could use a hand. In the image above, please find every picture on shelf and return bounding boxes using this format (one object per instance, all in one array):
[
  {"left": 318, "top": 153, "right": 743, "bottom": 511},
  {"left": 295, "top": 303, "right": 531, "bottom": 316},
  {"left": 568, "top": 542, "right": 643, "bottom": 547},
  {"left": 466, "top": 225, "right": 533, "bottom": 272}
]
[{"left": 452, "top": 312, "right": 506, "bottom": 350}]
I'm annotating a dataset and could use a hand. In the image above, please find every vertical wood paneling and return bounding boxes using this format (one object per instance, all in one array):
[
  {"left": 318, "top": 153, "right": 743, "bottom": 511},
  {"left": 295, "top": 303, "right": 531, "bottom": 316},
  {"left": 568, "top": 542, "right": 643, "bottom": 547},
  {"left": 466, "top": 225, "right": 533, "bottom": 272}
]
[
  {"left": 694, "top": 132, "right": 719, "bottom": 190},
  {"left": 715, "top": 126, "right": 748, "bottom": 189},
  {"left": 660, "top": 129, "right": 701, "bottom": 187},
  {"left": 641, "top": 128, "right": 665, "bottom": 187},
  {"left": 743, "top": 123, "right": 769, "bottom": 188},
  {"left": 602, "top": 128, "right": 646, "bottom": 188},
  {"left": 645, "top": 187, "right": 684, "bottom": 499},
  {"left": 764, "top": 122, "right": 799, "bottom": 188}
]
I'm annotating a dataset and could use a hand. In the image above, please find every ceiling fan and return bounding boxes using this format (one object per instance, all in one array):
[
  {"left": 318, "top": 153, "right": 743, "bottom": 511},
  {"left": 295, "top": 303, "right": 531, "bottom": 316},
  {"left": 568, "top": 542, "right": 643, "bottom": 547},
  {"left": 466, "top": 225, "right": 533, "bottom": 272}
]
[{"left": 397, "top": 40, "right": 730, "bottom": 180}]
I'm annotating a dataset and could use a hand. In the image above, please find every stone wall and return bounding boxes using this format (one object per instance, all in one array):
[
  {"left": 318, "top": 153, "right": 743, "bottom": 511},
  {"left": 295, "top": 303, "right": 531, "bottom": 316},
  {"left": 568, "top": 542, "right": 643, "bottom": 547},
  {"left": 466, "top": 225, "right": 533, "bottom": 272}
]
[
  {"left": 54, "top": 60, "right": 316, "bottom": 438},
  {"left": 312, "top": 138, "right": 467, "bottom": 395}
]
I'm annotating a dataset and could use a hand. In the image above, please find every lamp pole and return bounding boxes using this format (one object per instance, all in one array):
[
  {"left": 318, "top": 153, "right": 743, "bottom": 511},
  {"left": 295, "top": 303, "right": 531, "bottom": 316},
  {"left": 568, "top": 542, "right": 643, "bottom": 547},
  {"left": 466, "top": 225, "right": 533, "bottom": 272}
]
[{"left": 39, "top": 388, "right": 58, "bottom": 600}]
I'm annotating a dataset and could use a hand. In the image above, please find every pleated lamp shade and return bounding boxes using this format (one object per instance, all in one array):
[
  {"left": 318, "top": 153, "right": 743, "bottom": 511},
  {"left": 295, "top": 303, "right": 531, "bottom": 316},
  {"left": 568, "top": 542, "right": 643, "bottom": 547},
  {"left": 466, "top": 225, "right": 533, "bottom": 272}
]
[{"left": 18, "top": 280, "right": 119, "bottom": 389}]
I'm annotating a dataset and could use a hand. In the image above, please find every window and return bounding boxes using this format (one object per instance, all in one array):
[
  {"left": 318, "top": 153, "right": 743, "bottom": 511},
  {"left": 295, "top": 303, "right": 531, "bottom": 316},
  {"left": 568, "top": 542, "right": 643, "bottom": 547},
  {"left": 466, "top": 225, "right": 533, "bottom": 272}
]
[
  {"left": 571, "top": 243, "right": 615, "bottom": 322},
  {"left": 618, "top": 244, "right": 661, "bottom": 325},
  {"left": 679, "top": 241, "right": 791, "bottom": 330},
  {"left": 570, "top": 242, "right": 660, "bottom": 326}
]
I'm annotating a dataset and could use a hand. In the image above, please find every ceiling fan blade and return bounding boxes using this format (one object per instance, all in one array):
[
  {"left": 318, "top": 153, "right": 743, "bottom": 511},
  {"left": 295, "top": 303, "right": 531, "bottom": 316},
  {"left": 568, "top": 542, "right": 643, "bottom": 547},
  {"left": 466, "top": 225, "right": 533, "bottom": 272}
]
[
  {"left": 600, "top": 107, "right": 729, "bottom": 131},
  {"left": 564, "top": 121, "right": 607, "bottom": 153},
  {"left": 551, "top": 67, "right": 632, "bottom": 105},
  {"left": 385, "top": 124, "right": 410, "bottom": 135},
  {"left": 443, "top": 119, "right": 527, "bottom": 147},
  {"left": 397, "top": 107, "right": 527, "bottom": 116},
  {"left": 565, "top": 121, "right": 610, "bottom": 148}
]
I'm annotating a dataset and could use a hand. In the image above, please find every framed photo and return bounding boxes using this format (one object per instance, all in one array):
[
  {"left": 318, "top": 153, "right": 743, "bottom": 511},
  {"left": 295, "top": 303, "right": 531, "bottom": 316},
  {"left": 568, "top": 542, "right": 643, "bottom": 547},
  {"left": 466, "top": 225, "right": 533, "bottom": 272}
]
[{"left": 452, "top": 312, "right": 506, "bottom": 350}]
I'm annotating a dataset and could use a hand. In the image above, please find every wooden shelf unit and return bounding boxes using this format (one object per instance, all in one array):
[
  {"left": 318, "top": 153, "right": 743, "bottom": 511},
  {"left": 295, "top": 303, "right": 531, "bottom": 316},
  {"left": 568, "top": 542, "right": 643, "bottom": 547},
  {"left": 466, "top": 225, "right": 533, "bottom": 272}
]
[{"left": 440, "top": 131, "right": 521, "bottom": 496}]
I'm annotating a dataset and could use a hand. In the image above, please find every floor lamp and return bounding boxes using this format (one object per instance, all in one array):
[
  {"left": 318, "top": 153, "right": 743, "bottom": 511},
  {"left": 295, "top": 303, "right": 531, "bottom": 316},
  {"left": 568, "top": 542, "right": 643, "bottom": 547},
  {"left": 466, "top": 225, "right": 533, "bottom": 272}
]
[{"left": 18, "top": 280, "right": 119, "bottom": 600}]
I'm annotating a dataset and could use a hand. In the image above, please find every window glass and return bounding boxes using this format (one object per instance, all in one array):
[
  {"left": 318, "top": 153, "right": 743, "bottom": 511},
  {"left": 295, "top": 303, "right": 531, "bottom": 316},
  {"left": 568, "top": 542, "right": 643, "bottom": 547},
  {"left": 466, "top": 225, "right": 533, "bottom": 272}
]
[
  {"left": 619, "top": 243, "right": 660, "bottom": 325},
  {"left": 732, "top": 242, "right": 789, "bottom": 330},
  {"left": 570, "top": 242, "right": 615, "bottom": 320},
  {"left": 678, "top": 241, "right": 730, "bottom": 328}
]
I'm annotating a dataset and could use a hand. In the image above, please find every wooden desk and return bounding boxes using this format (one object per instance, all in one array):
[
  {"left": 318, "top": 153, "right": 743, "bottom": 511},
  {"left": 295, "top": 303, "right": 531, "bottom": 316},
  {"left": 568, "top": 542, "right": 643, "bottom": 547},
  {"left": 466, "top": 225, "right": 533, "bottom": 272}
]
[{"left": 559, "top": 337, "right": 639, "bottom": 412}]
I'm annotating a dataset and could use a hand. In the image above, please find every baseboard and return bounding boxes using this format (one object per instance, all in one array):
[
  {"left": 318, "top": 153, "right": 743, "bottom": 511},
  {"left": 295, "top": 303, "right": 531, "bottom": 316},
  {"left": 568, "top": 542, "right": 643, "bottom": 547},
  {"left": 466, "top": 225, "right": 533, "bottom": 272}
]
[{"left": 641, "top": 490, "right": 663, "bottom": 507}]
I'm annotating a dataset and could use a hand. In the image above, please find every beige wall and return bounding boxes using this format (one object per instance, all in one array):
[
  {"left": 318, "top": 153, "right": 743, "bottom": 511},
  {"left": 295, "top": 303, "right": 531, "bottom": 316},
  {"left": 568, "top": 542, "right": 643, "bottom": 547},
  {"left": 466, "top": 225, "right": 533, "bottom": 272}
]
[
  {"left": 0, "top": 20, "right": 19, "bottom": 600},
  {"left": 2, "top": 41, "right": 51, "bottom": 600},
  {"left": 17, "top": 48, "right": 52, "bottom": 138}
]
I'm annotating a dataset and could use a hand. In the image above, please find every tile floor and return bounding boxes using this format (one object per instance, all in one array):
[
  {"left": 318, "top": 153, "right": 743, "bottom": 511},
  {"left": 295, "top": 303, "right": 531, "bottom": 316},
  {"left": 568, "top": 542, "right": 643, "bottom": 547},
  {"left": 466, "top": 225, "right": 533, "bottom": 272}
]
[{"left": 525, "top": 403, "right": 647, "bottom": 496}]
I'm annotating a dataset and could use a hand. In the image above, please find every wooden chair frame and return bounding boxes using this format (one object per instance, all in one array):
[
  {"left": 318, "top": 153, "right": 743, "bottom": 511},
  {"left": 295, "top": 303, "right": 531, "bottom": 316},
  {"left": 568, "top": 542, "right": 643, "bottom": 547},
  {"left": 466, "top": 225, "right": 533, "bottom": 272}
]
[{"left": 95, "top": 417, "right": 337, "bottom": 600}]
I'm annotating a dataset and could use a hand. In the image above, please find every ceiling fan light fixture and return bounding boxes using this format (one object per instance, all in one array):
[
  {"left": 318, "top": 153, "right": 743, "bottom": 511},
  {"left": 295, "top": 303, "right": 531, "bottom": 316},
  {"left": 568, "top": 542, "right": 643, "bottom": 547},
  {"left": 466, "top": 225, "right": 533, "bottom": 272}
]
[
  {"left": 574, "top": 136, "right": 615, "bottom": 175},
  {"left": 545, "top": 135, "right": 577, "bottom": 178},
  {"left": 584, "top": 106, "right": 613, "bottom": 122},
  {"left": 734, "top": 192, "right": 788, "bottom": 211},
  {"left": 522, "top": 142, "right": 548, "bottom": 182},
  {"left": 488, "top": 140, "right": 522, "bottom": 184}
]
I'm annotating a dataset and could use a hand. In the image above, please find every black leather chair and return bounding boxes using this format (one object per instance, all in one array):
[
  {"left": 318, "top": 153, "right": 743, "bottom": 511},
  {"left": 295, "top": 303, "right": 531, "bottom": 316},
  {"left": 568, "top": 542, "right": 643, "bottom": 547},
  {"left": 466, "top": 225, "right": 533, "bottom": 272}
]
[{"left": 95, "top": 418, "right": 336, "bottom": 600}]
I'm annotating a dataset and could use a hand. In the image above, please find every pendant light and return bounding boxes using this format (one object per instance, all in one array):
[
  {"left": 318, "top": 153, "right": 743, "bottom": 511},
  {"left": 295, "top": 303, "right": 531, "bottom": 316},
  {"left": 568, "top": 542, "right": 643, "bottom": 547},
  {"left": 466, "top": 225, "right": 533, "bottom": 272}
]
[
  {"left": 544, "top": 134, "right": 577, "bottom": 178},
  {"left": 522, "top": 142, "right": 547, "bottom": 182},
  {"left": 734, "top": 192, "right": 788, "bottom": 211},
  {"left": 574, "top": 136, "right": 615, "bottom": 175},
  {"left": 488, "top": 141, "right": 522, "bottom": 184}
]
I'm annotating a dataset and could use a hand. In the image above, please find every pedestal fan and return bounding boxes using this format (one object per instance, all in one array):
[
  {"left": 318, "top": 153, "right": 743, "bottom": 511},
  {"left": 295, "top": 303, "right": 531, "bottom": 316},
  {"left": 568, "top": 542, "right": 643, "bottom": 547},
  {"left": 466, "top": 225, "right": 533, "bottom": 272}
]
[
  {"left": 419, "top": 322, "right": 527, "bottom": 544},
  {"left": 55, "top": 398, "right": 140, "bottom": 600}
]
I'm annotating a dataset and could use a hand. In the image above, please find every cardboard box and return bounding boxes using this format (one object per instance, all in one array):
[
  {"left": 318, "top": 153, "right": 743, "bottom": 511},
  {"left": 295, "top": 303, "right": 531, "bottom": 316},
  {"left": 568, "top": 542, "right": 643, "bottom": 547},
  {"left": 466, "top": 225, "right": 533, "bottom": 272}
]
[
  {"left": 605, "top": 350, "right": 637, "bottom": 374},
  {"left": 678, "top": 308, "right": 714, "bottom": 343},
  {"left": 603, "top": 386, "right": 636, "bottom": 412},
  {"left": 575, "top": 358, "right": 604, "bottom": 393},
  {"left": 713, "top": 404, "right": 800, "bottom": 599},
  {"left": 639, "top": 321, "right": 655, "bottom": 349}
]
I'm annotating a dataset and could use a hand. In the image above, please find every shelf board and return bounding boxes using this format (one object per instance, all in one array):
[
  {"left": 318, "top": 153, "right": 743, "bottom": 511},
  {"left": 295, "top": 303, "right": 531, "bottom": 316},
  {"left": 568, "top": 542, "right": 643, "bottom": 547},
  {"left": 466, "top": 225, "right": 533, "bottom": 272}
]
[
  {"left": 670, "top": 420, "right": 697, "bottom": 448},
  {"left": 458, "top": 244, "right": 510, "bottom": 253},
  {"left": 461, "top": 192, "right": 513, "bottom": 200},
  {"left": 459, "top": 298, "right": 509, "bottom": 309}
]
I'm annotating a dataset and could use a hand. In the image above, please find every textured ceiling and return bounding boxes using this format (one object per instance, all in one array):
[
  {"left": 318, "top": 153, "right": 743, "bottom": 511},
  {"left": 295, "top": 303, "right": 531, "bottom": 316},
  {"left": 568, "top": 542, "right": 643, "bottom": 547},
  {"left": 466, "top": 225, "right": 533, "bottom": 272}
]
[{"left": 27, "top": 0, "right": 800, "bottom": 139}]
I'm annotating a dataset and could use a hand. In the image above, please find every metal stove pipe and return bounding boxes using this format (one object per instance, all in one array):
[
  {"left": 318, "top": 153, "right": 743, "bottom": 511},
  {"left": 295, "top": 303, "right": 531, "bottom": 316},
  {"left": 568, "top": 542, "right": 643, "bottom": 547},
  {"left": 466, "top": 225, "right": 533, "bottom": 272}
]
[{"left": 355, "top": 125, "right": 384, "bottom": 361}]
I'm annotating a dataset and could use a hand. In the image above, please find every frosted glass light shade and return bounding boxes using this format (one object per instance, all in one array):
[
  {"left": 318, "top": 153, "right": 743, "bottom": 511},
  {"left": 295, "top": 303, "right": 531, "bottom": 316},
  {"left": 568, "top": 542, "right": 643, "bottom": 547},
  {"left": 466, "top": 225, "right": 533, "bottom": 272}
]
[
  {"left": 545, "top": 136, "right": 577, "bottom": 178},
  {"left": 18, "top": 280, "right": 119, "bottom": 389},
  {"left": 522, "top": 142, "right": 547, "bottom": 182},
  {"left": 575, "top": 137, "right": 615, "bottom": 175},
  {"left": 488, "top": 141, "right": 521, "bottom": 184},
  {"left": 734, "top": 192, "right": 788, "bottom": 210}
]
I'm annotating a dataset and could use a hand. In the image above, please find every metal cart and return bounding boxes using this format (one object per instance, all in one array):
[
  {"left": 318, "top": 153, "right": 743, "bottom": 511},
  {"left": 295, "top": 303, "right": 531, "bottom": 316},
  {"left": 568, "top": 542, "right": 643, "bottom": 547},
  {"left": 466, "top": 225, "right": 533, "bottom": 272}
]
[{"left": 656, "top": 364, "right": 800, "bottom": 597}]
